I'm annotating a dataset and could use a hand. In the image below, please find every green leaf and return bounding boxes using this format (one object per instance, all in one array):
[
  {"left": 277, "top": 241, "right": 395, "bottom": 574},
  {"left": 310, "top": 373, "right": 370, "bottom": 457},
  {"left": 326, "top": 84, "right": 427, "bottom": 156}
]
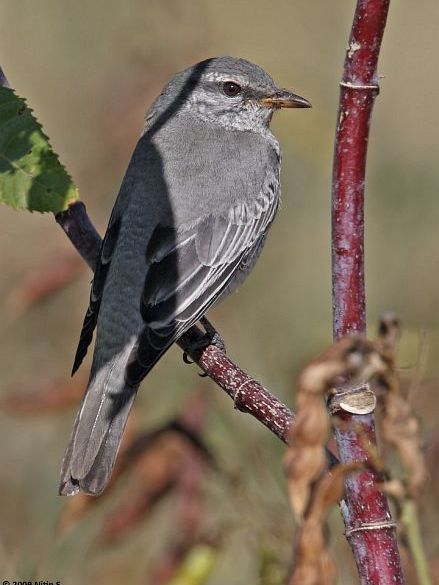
[{"left": 0, "top": 86, "right": 79, "bottom": 213}]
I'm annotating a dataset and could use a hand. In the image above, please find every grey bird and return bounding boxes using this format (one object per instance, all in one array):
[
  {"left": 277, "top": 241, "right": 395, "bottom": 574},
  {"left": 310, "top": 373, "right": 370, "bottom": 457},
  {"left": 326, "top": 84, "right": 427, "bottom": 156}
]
[{"left": 59, "top": 56, "right": 310, "bottom": 496}]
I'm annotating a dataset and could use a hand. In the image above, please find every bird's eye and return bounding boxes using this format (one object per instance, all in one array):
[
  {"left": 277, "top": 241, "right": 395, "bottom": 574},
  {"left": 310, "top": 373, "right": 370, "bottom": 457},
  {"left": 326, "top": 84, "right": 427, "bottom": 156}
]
[{"left": 222, "top": 81, "right": 242, "bottom": 97}]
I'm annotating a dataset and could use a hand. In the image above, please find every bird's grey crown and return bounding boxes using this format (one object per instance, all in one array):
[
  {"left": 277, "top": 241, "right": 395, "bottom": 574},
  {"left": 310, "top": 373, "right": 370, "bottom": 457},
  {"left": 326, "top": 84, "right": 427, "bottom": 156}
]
[
  {"left": 190, "top": 56, "right": 277, "bottom": 89},
  {"left": 144, "top": 56, "right": 280, "bottom": 134}
]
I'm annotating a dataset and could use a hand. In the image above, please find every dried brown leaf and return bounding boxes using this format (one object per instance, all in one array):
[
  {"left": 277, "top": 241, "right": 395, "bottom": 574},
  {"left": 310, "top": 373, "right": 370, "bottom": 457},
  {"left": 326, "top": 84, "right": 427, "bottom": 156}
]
[
  {"left": 285, "top": 446, "right": 326, "bottom": 519},
  {"left": 308, "top": 463, "right": 361, "bottom": 524},
  {"left": 289, "top": 464, "right": 360, "bottom": 585},
  {"left": 289, "top": 522, "right": 337, "bottom": 585},
  {"left": 381, "top": 393, "right": 426, "bottom": 496},
  {"left": 292, "top": 403, "right": 330, "bottom": 446},
  {"left": 377, "top": 312, "right": 401, "bottom": 357},
  {"left": 379, "top": 478, "right": 407, "bottom": 501}
]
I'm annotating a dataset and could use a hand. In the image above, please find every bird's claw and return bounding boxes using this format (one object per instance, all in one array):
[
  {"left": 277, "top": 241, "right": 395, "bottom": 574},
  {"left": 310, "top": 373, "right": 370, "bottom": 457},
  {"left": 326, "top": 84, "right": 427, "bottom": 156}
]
[
  {"left": 181, "top": 317, "right": 226, "bottom": 369},
  {"left": 183, "top": 352, "right": 194, "bottom": 365},
  {"left": 199, "top": 317, "right": 227, "bottom": 353}
]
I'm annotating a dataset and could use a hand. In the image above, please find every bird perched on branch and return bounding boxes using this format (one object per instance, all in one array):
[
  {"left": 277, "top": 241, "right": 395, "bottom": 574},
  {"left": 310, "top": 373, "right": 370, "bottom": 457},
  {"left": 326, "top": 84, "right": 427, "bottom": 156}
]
[{"left": 59, "top": 56, "right": 310, "bottom": 496}]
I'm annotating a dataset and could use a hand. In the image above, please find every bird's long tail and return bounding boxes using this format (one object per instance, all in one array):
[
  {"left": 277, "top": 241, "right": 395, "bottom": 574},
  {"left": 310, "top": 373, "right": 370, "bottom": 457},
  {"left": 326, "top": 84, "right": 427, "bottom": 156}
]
[
  {"left": 59, "top": 334, "right": 168, "bottom": 496},
  {"left": 59, "top": 359, "right": 137, "bottom": 495}
]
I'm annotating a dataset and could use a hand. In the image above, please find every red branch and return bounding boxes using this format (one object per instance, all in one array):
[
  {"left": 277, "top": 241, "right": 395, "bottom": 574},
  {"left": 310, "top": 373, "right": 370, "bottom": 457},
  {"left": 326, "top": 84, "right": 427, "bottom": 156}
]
[
  {"left": 332, "top": 1, "right": 404, "bottom": 584},
  {"left": 178, "top": 327, "right": 294, "bottom": 444},
  {"left": 55, "top": 202, "right": 102, "bottom": 271}
]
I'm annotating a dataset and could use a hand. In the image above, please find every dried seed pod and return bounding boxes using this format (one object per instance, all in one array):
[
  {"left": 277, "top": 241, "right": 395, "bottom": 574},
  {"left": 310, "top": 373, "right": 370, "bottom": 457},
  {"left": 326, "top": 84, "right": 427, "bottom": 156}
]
[{"left": 376, "top": 313, "right": 426, "bottom": 498}]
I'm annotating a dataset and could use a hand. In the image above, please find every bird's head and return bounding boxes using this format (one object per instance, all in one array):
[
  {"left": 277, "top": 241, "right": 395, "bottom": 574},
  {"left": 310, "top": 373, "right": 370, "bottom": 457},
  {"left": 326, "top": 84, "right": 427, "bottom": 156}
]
[{"left": 150, "top": 57, "right": 311, "bottom": 133}]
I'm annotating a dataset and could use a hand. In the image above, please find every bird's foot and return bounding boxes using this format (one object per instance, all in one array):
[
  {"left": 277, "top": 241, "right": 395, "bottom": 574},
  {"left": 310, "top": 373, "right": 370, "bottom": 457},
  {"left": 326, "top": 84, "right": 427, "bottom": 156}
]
[
  {"left": 199, "top": 317, "right": 226, "bottom": 352},
  {"left": 182, "top": 317, "right": 226, "bottom": 368}
]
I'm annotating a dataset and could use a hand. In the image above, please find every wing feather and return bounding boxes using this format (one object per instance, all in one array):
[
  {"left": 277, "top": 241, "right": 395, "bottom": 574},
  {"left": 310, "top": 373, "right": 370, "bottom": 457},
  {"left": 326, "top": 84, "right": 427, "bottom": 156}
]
[
  {"left": 126, "top": 180, "right": 280, "bottom": 385},
  {"left": 71, "top": 211, "right": 125, "bottom": 374}
]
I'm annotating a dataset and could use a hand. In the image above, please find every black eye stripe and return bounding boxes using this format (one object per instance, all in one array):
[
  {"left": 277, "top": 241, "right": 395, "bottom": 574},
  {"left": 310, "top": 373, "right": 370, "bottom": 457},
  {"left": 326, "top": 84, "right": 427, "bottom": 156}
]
[{"left": 222, "top": 81, "right": 242, "bottom": 97}]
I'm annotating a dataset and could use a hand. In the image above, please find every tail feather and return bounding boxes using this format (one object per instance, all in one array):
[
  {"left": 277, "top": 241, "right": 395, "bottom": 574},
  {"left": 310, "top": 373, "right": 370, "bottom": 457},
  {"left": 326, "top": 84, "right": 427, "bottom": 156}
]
[
  {"left": 59, "top": 329, "right": 174, "bottom": 496},
  {"left": 71, "top": 362, "right": 134, "bottom": 481},
  {"left": 59, "top": 339, "right": 139, "bottom": 496},
  {"left": 59, "top": 410, "right": 82, "bottom": 496},
  {"left": 75, "top": 388, "right": 137, "bottom": 495},
  {"left": 59, "top": 375, "right": 138, "bottom": 496}
]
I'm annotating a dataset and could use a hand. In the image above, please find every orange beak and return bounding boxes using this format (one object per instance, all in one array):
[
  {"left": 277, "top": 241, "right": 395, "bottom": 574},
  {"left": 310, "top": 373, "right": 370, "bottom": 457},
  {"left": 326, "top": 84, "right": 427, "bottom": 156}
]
[{"left": 259, "top": 89, "right": 311, "bottom": 109}]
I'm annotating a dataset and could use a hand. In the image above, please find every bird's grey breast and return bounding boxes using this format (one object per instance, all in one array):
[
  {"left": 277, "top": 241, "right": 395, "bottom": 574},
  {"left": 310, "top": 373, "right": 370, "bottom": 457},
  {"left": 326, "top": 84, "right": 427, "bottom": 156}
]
[
  {"left": 144, "top": 111, "right": 282, "bottom": 304},
  {"left": 149, "top": 112, "right": 281, "bottom": 226}
]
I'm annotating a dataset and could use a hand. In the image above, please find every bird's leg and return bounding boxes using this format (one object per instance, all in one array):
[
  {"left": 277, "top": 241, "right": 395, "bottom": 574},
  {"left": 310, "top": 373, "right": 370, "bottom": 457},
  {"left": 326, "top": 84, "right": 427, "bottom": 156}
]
[
  {"left": 182, "top": 316, "right": 227, "bottom": 367},
  {"left": 199, "top": 316, "right": 226, "bottom": 352}
]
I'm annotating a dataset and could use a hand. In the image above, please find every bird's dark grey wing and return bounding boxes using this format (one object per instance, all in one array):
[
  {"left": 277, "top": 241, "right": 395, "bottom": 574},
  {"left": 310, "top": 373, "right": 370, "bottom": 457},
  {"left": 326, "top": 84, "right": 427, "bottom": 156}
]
[
  {"left": 126, "top": 184, "right": 279, "bottom": 384},
  {"left": 71, "top": 209, "right": 124, "bottom": 375}
]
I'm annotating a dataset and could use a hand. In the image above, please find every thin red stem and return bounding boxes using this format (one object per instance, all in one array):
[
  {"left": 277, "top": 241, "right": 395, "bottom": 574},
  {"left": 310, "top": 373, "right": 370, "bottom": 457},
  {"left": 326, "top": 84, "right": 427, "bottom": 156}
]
[
  {"left": 332, "top": 1, "right": 404, "bottom": 583},
  {"left": 55, "top": 202, "right": 102, "bottom": 271},
  {"left": 178, "top": 327, "right": 295, "bottom": 444}
]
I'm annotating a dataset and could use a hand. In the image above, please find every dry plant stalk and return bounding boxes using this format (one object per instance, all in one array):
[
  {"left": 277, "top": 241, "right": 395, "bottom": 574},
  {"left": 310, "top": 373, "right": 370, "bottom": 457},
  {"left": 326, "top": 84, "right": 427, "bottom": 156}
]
[
  {"left": 285, "top": 326, "right": 428, "bottom": 585},
  {"left": 286, "top": 336, "right": 390, "bottom": 585},
  {"left": 376, "top": 313, "right": 427, "bottom": 499},
  {"left": 286, "top": 336, "right": 387, "bottom": 518},
  {"left": 289, "top": 464, "right": 360, "bottom": 585},
  {"left": 374, "top": 314, "right": 432, "bottom": 585}
]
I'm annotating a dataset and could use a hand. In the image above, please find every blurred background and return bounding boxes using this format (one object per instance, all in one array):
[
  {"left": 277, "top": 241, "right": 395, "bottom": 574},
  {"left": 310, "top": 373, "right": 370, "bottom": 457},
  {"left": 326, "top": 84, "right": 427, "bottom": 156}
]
[{"left": 0, "top": 1, "right": 438, "bottom": 583}]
